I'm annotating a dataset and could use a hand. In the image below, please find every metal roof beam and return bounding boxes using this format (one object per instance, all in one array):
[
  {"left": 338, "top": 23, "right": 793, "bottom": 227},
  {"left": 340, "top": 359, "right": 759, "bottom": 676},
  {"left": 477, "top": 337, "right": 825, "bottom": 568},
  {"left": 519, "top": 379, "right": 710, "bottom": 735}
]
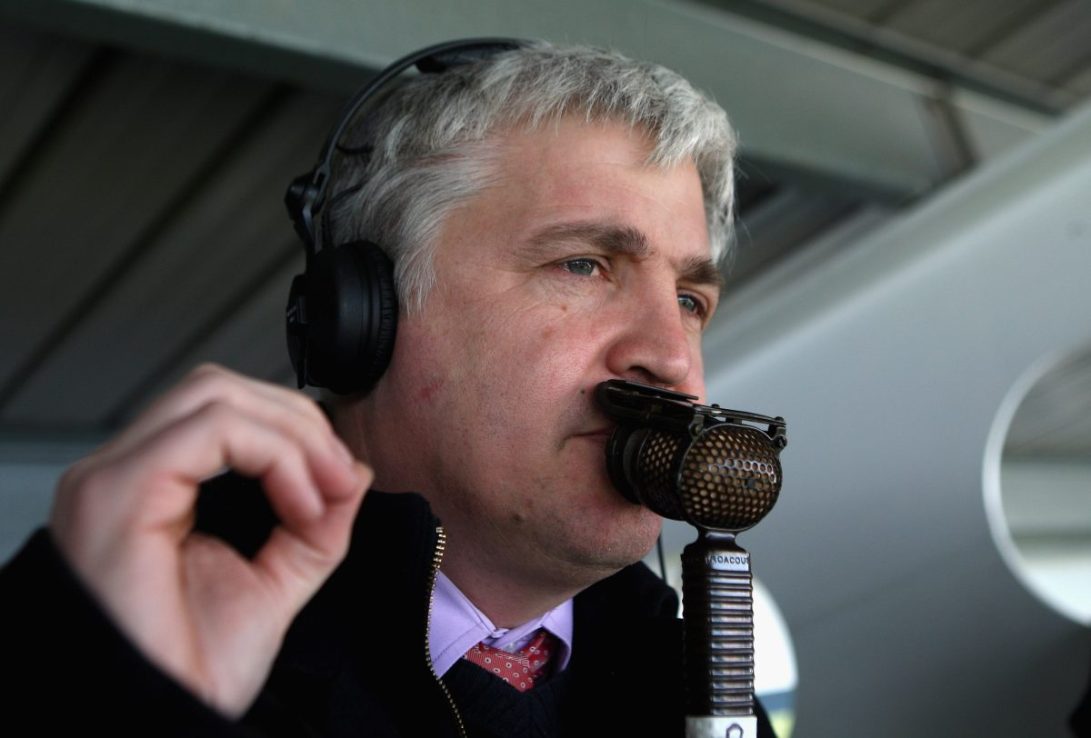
[{"left": 0, "top": 0, "right": 1051, "bottom": 202}]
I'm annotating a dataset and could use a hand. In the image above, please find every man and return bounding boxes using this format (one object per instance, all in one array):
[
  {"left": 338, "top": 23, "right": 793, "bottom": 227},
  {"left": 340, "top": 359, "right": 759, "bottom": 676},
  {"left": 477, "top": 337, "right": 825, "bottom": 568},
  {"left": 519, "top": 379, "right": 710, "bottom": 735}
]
[{"left": 3, "top": 41, "right": 776, "bottom": 737}]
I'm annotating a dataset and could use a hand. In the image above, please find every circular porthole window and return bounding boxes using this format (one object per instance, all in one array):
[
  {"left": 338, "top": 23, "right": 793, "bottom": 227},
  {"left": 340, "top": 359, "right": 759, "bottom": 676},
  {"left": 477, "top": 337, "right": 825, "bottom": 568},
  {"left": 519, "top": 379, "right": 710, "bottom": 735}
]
[
  {"left": 752, "top": 577, "right": 798, "bottom": 738},
  {"left": 984, "top": 345, "right": 1091, "bottom": 626}
]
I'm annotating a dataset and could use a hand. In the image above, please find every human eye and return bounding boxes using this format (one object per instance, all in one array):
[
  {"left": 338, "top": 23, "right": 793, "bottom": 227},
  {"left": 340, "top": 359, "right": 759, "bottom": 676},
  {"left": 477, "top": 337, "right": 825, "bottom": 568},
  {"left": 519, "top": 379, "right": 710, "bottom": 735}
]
[
  {"left": 558, "top": 257, "right": 603, "bottom": 277},
  {"left": 678, "top": 292, "right": 709, "bottom": 321}
]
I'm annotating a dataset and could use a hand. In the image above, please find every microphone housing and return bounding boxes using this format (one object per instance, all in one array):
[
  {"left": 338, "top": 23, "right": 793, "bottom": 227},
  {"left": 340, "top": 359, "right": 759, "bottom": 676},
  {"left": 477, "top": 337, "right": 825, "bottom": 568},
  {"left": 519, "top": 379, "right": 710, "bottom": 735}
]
[
  {"left": 595, "top": 379, "right": 788, "bottom": 738},
  {"left": 596, "top": 379, "right": 786, "bottom": 534}
]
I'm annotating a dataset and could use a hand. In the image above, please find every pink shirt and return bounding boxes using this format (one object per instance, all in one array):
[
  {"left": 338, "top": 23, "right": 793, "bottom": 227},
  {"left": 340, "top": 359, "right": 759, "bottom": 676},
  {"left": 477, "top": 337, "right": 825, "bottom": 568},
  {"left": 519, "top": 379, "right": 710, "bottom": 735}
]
[{"left": 428, "top": 571, "right": 574, "bottom": 678}]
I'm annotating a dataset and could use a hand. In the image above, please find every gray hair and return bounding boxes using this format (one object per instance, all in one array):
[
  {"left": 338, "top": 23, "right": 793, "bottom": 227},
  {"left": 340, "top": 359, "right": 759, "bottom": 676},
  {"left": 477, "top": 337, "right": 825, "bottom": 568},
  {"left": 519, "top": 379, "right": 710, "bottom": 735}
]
[{"left": 325, "top": 41, "right": 738, "bottom": 312}]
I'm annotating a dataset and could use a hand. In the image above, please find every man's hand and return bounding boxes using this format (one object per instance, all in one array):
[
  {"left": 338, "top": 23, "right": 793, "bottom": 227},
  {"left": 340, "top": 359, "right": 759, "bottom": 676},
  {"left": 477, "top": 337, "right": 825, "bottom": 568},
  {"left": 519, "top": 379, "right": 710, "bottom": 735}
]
[{"left": 49, "top": 364, "right": 371, "bottom": 717}]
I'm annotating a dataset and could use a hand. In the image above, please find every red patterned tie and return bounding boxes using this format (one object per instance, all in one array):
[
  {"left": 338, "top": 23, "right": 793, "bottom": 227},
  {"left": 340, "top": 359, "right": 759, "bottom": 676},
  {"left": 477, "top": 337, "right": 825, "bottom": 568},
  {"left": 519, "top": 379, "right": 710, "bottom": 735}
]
[{"left": 463, "top": 629, "right": 557, "bottom": 691}]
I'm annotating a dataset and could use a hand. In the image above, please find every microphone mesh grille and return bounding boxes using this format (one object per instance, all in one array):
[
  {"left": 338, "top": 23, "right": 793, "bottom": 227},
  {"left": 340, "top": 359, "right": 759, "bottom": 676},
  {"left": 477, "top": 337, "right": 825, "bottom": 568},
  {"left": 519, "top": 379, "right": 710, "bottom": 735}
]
[
  {"left": 680, "top": 425, "right": 781, "bottom": 531},
  {"left": 634, "top": 430, "right": 687, "bottom": 520},
  {"left": 632, "top": 424, "right": 782, "bottom": 531}
]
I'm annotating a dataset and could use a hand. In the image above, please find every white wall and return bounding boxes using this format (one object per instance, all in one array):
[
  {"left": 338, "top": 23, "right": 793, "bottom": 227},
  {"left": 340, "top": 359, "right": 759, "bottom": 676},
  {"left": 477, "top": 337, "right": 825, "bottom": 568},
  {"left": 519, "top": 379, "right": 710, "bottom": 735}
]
[{"left": 683, "top": 100, "right": 1091, "bottom": 737}]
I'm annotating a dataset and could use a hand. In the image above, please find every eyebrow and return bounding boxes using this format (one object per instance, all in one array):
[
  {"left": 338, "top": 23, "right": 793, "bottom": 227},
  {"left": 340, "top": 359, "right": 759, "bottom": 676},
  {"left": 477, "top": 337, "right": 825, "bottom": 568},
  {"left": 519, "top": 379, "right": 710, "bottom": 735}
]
[
  {"left": 679, "top": 255, "right": 725, "bottom": 293},
  {"left": 528, "top": 222, "right": 650, "bottom": 257},
  {"left": 527, "top": 221, "right": 724, "bottom": 293}
]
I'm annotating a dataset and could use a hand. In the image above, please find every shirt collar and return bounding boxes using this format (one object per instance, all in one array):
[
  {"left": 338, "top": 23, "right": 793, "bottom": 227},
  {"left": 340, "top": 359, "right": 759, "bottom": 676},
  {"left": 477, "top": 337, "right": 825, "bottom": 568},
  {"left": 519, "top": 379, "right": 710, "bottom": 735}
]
[{"left": 428, "top": 570, "right": 573, "bottom": 678}]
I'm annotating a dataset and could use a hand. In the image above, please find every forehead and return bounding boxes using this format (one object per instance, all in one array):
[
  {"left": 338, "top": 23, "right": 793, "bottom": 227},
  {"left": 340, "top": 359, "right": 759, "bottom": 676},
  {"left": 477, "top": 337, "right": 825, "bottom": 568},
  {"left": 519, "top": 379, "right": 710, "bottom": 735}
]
[
  {"left": 490, "top": 117, "right": 661, "bottom": 184},
  {"left": 470, "top": 117, "right": 712, "bottom": 258}
]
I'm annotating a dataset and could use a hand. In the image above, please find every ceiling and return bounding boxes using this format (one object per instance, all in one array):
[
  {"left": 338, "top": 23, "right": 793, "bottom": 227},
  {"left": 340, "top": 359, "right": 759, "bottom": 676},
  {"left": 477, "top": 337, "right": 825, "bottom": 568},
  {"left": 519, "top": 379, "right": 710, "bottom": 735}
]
[
  {"left": 699, "top": 0, "right": 1091, "bottom": 113},
  {"left": 0, "top": 22, "right": 340, "bottom": 434},
  {"left": 1, "top": 0, "right": 1090, "bottom": 447}
]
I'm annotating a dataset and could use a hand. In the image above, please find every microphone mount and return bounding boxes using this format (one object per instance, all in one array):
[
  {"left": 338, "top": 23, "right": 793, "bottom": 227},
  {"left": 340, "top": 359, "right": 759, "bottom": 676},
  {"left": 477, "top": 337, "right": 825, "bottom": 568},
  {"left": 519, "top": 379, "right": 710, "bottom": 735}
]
[
  {"left": 596, "top": 379, "right": 788, "bottom": 738},
  {"left": 595, "top": 379, "right": 786, "bottom": 452}
]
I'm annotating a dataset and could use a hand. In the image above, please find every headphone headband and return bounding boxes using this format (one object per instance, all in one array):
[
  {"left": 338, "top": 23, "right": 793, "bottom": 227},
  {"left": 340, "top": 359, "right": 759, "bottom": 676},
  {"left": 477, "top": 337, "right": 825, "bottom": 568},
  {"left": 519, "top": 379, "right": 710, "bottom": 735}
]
[
  {"left": 285, "top": 38, "right": 524, "bottom": 254},
  {"left": 284, "top": 38, "right": 527, "bottom": 394}
]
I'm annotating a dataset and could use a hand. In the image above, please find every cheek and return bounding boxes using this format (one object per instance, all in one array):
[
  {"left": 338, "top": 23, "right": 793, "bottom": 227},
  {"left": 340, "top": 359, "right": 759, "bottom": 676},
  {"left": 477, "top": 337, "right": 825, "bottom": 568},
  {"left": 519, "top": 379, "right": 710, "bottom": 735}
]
[
  {"left": 525, "top": 314, "right": 600, "bottom": 390},
  {"left": 466, "top": 302, "right": 585, "bottom": 371},
  {"left": 466, "top": 315, "right": 595, "bottom": 444},
  {"left": 417, "top": 381, "right": 443, "bottom": 404},
  {"left": 688, "top": 344, "right": 709, "bottom": 399}
]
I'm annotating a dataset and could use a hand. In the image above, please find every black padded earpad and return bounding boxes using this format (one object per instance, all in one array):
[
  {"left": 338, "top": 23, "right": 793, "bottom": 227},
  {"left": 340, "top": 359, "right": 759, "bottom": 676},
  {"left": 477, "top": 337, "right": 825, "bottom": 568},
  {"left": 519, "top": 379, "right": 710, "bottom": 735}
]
[
  {"left": 290, "top": 241, "right": 397, "bottom": 394},
  {"left": 284, "top": 40, "right": 525, "bottom": 394}
]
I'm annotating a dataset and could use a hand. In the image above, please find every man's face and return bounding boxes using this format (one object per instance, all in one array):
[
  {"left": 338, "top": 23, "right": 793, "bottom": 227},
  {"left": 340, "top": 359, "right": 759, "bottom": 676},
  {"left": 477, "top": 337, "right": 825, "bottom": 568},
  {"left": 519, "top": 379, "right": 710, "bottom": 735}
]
[{"left": 363, "top": 117, "right": 720, "bottom": 589}]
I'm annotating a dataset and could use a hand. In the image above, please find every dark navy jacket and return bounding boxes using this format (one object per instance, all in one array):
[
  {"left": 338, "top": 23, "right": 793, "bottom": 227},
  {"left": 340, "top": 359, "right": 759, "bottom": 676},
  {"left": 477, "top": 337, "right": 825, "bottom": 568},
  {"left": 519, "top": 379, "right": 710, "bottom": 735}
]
[{"left": 3, "top": 472, "right": 776, "bottom": 737}]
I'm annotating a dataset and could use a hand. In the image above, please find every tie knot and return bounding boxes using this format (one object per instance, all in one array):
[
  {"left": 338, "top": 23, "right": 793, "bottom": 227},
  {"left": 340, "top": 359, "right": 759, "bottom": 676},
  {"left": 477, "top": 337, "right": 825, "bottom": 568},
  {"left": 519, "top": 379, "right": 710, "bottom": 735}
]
[{"left": 463, "top": 628, "right": 557, "bottom": 691}]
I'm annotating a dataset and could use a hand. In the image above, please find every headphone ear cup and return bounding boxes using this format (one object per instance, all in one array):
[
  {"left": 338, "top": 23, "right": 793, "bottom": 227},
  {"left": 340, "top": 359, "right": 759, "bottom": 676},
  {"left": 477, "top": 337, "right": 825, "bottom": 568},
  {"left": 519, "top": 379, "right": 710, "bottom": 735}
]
[
  {"left": 294, "top": 241, "right": 398, "bottom": 394},
  {"left": 354, "top": 241, "right": 398, "bottom": 391}
]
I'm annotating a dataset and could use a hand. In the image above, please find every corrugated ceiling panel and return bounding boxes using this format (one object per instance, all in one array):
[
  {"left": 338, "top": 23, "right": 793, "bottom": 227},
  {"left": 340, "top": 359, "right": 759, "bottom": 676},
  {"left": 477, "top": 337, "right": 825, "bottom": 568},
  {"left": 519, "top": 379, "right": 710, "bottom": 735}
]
[
  {"left": 0, "top": 54, "right": 274, "bottom": 398},
  {"left": 2, "top": 90, "right": 340, "bottom": 428},
  {"left": 880, "top": 0, "right": 1049, "bottom": 55},
  {"left": 731, "top": 185, "right": 858, "bottom": 285},
  {"left": 810, "top": 0, "right": 900, "bottom": 21},
  {"left": 0, "top": 24, "right": 91, "bottom": 183},
  {"left": 736, "top": 0, "right": 1089, "bottom": 112},
  {"left": 978, "top": 0, "right": 1091, "bottom": 85},
  {"left": 117, "top": 256, "right": 305, "bottom": 426},
  {"left": 4, "top": 1, "right": 1089, "bottom": 437},
  {"left": 1065, "top": 64, "right": 1091, "bottom": 96}
]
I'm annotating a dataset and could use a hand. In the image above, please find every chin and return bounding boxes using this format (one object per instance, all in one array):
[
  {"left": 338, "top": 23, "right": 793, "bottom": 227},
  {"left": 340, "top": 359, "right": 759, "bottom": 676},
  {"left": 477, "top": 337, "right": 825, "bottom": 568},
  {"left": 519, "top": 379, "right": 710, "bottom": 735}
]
[
  {"left": 588, "top": 504, "right": 663, "bottom": 567},
  {"left": 549, "top": 455, "right": 664, "bottom": 568}
]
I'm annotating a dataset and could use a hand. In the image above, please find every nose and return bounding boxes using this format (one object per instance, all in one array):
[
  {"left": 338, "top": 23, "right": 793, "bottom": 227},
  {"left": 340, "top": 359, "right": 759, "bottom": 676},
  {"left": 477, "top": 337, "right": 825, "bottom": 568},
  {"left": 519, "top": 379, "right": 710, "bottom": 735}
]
[{"left": 605, "top": 286, "right": 696, "bottom": 390}]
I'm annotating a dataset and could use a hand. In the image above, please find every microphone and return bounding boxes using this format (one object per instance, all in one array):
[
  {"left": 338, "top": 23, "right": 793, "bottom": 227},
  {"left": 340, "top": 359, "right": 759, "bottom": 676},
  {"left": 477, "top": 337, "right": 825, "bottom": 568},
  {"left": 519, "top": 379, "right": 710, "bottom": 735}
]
[{"left": 596, "top": 379, "right": 787, "bottom": 738}]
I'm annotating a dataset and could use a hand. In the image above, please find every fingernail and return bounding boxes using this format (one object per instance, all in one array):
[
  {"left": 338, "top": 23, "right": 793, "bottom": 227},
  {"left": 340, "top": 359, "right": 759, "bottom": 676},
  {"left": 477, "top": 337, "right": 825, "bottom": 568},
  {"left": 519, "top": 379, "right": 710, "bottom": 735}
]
[
  {"left": 354, "top": 461, "right": 374, "bottom": 489},
  {"left": 360, "top": 460, "right": 377, "bottom": 484},
  {"left": 334, "top": 438, "right": 355, "bottom": 465}
]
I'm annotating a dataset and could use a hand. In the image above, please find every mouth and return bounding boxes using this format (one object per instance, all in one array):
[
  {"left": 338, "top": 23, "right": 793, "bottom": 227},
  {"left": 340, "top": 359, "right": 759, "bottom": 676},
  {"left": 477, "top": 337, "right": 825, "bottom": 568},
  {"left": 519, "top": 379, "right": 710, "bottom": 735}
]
[
  {"left": 574, "top": 426, "right": 614, "bottom": 441},
  {"left": 567, "top": 426, "right": 616, "bottom": 458}
]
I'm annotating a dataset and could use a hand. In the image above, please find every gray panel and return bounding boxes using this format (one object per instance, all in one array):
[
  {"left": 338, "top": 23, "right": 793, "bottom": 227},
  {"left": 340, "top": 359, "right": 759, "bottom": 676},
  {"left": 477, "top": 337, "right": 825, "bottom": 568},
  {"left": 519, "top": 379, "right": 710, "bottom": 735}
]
[
  {"left": 700, "top": 0, "right": 1082, "bottom": 113},
  {"left": 791, "top": 544, "right": 1087, "bottom": 737},
  {"left": 979, "top": 0, "right": 1091, "bottom": 84},
  {"left": 0, "top": 463, "right": 61, "bottom": 562},
  {"left": 0, "top": 23, "right": 91, "bottom": 182},
  {"left": 2, "top": 0, "right": 984, "bottom": 197},
  {"left": 1, "top": 90, "right": 340, "bottom": 427},
  {"left": 881, "top": 0, "right": 1051, "bottom": 54},
  {"left": 732, "top": 185, "right": 858, "bottom": 285},
  {"left": 634, "top": 6, "right": 945, "bottom": 196},
  {"left": 808, "top": 0, "right": 893, "bottom": 17},
  {"left": 116, "top": 254, "right": 304, "bottom": 425},
  {"left": 950, "top": 88, "right": 1046, "bottom": 162},
  {"left": 0, "top": 54, "right": 273, "bottom": 397},
  {"left": 1066, "top": 64, "right": 1091, "bottom": 96}
]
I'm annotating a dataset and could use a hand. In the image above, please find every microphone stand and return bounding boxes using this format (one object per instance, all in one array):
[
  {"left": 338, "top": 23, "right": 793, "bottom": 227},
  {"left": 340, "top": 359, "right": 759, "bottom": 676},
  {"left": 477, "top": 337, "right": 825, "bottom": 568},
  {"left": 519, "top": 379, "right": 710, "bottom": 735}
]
[
  {"left": 592, "top": 378, "right": 786, "bottom": 738},
  {"left": 682, "top": 528, "right": 758, "bottom": 738}
]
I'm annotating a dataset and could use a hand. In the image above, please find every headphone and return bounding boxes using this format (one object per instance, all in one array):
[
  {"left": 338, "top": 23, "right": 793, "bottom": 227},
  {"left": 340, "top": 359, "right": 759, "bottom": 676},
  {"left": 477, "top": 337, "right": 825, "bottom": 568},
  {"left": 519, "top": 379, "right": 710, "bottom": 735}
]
[{"left": 284, "top": 38, "right": 525, "bottom": 394}]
